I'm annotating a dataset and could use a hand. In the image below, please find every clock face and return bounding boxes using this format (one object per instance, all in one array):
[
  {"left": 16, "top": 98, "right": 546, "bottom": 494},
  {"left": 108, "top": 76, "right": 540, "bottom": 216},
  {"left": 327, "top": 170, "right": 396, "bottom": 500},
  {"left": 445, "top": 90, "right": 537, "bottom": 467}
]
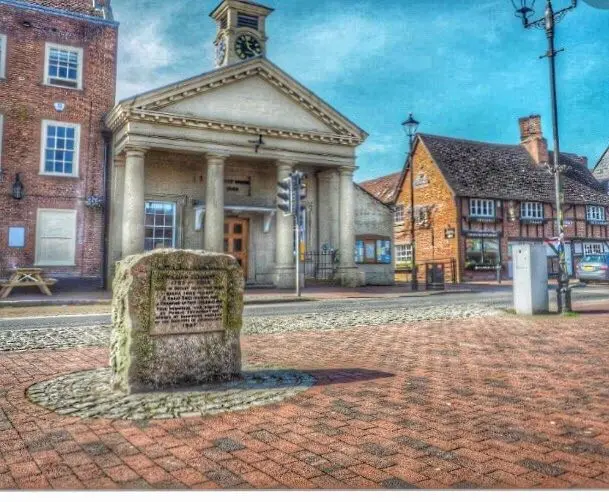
[
  {"left": 215, "top": 37, "right": 226, "bottom": 65},
  {"left": 235, "top": 33, "right": 262, "bottom": 60}
]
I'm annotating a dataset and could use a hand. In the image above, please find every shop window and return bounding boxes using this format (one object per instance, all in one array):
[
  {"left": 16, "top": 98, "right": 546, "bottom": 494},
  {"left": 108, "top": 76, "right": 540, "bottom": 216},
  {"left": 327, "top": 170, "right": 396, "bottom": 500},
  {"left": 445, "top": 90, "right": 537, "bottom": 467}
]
[
  {"left": 465, "top": 238, "right": 500, "bottom": 270},
  {"left": 583, "top": 243, "right": 604, "bottom": 256}
]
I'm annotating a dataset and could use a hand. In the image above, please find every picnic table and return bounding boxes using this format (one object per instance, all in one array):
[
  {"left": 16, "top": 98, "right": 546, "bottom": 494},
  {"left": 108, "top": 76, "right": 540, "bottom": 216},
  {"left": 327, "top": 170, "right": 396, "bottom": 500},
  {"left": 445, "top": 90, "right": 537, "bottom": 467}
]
[{"left": 0, "top": 268, "right": 57, "bottom": 298}]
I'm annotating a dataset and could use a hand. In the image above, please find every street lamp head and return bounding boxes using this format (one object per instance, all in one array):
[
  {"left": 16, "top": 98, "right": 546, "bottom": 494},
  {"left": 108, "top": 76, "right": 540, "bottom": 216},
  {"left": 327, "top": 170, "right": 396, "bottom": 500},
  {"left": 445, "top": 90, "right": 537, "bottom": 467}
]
[
  {"left": 511, "top": 0, "right": 536, "bottom": 24},
  {"left": 401, "top": 112, "right": 420, "bottom": 138}
]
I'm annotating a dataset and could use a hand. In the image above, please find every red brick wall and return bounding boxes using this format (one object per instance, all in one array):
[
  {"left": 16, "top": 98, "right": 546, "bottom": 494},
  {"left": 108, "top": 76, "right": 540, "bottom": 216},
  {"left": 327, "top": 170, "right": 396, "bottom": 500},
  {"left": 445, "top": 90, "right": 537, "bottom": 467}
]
[
  {"left": 0, "top": 2, "right": 117, "bottom": 278},
  {"left": 395, "top": 141, "right": 461, "bottom": 283}
]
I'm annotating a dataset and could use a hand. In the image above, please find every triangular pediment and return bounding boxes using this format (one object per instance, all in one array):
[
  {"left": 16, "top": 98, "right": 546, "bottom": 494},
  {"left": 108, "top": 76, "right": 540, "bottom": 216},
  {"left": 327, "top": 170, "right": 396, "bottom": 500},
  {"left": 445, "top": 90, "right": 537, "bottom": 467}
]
[
  {"left": 112, "top": 58, "right": 367, "bottom": 143},
  {"left": 160, "top": 75, "right": 336, "bottom": 134}
]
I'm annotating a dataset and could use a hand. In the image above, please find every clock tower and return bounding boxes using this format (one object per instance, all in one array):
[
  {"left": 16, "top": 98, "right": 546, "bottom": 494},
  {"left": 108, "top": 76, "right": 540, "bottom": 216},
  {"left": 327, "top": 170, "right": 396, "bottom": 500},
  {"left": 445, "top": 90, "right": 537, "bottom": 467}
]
[{"left": 210, "top": 0, "right": 274, "bottom": 68}]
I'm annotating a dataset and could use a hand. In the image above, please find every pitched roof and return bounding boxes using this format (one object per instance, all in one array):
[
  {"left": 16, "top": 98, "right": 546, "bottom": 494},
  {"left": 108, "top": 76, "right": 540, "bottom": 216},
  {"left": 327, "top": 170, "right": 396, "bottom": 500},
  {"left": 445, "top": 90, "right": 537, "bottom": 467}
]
[
  {"left": 417, "top": 133, "right": 609, "bottom": 205},
  {"left": 593, "top": 145, "right": 609, "bottom": 183},
  {"left": 358, "top": 172, "right": 401, "bottom": 204}
]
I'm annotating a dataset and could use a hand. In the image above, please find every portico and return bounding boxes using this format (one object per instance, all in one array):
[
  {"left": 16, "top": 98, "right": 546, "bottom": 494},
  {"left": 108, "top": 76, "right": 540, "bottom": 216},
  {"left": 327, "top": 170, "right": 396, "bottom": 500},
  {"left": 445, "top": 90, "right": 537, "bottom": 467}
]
[{"left": 104, "top": 0, "right": 389, "bottom": 288}]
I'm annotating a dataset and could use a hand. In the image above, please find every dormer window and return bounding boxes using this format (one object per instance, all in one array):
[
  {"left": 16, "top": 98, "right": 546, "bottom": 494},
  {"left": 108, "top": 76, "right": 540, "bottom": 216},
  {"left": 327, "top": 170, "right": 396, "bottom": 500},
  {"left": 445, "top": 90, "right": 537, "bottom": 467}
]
[
  {"left": 237, "top": 13, "right": 259, "bottom": 29},
  {"left": 586, "top": 205, "right": 606, "bottom": 223}
]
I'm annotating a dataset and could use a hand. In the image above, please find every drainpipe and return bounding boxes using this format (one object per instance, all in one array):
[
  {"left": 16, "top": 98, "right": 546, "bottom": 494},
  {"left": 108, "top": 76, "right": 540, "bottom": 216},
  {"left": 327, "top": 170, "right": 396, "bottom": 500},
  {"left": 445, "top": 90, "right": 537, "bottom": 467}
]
[{"left": 101, "top": 127, "right": 112, "bottom": 290}]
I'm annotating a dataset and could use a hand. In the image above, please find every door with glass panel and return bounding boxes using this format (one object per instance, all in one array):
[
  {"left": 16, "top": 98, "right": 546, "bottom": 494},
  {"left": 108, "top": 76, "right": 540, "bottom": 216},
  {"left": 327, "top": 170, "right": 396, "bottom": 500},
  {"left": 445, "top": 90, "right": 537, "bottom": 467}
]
[
  {"left": 224, "top": 218, "right": 248, "bottom": 278},
  {"left": 144, "top": 201, "right": 177, "bottom": 251}
]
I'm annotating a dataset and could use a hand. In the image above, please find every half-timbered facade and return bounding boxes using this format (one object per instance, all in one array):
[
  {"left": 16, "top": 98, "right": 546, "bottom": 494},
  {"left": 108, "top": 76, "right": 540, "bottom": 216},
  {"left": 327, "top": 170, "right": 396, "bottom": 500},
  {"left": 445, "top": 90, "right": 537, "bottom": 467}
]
[{"left": 362, "top": 115, "right": 609, "bottom": 283}]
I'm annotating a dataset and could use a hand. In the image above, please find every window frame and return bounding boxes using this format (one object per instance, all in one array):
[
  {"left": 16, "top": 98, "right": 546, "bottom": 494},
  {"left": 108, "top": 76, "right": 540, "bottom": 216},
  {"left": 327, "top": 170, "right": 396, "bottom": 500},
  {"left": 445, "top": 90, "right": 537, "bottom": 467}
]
[
  {"left": 39, "top": 120, "right": 81, "bottom": 177},
  {"left": 395, "top": 244, "right": 413, "bottom": 264},
  {"left": 469, "top": 198, "right": 495, "bottom": 218},
  {"left": 43, "top": 42, "right": 84, "bottom": 90},
  {"left": 393, "top": 205, "right": 405, "bottom": 224},
  {"left": 520, "top": 201, "right": 544, "bottom": 221},
  {"left": 0, "top": 33, "right": 7, "bottom": 79},
  {"left": 144, "top": 200, "right": 178, "bottom": 251},
  {"left": 586, "top": 205, "right": 606, "bottom": 223}
]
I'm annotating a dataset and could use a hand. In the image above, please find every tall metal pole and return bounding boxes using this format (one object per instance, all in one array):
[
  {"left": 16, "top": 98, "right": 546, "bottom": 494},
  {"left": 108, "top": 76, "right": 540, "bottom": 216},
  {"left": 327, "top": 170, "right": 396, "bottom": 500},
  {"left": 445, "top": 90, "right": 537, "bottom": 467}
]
[
  {"left": 409, "top": 133, "right": 417, "bottom": 291},
  {"left": 294, "top": 172, "right": 301, "bottom": 297},
  {"left": 544, "top": 1, "right": 571, "bottom": 312}
]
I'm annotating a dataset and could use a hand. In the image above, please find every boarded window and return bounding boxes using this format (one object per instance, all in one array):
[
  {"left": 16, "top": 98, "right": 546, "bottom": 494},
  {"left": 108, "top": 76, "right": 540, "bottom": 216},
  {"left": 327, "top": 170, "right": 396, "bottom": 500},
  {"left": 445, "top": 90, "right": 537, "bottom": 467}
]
[{"left": 35, "top": 209, "right": 77, "bottom": 266}]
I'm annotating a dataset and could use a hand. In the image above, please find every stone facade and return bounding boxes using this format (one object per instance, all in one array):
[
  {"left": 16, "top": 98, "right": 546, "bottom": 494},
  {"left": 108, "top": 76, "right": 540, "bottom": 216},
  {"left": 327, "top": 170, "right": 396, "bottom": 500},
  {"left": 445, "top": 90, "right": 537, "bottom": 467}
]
[
  {"left": 0, "top": 0, "right": 118, "bottom": 279},
  {"left": 110, "top": 249, "right": 244, "bottom": 394}
]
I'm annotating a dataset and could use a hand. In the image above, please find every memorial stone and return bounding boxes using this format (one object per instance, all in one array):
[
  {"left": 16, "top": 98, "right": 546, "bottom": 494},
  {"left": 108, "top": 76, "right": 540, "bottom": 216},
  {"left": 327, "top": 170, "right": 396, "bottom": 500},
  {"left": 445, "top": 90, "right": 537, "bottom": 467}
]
[{"left": 110, "top": 249, "right": 244, "bottom": 393}]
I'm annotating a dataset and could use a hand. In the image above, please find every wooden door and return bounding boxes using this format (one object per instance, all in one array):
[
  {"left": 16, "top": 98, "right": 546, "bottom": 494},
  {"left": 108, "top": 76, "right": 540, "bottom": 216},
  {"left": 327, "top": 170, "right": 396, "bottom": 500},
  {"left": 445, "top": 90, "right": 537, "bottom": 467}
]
[{"left": 224, "top": 218, "right": 249, "bottom": 278}]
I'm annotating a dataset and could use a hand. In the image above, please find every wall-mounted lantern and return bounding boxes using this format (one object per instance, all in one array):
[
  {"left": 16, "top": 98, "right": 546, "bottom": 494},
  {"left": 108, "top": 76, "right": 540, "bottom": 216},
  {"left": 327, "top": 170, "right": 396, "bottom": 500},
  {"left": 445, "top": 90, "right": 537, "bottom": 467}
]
[{"left": 12, "top": 173, "right": 24, "bottom": 200}]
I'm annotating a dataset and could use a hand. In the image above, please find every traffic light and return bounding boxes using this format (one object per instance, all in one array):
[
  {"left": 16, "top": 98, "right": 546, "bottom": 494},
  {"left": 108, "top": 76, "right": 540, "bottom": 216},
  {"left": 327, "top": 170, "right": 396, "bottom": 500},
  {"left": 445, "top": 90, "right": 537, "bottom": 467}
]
[
  {"left": 299, "top": 182, "right": 307, "bottom": 202},
  {"left": 277, "top": 175, "right": 293, "bottom": 215}
]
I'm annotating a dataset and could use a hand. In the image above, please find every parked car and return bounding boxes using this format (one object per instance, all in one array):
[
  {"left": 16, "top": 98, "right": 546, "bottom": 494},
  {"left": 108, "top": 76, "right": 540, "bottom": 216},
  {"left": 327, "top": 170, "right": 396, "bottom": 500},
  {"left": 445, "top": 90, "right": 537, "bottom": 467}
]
[{"left": 576, "top": 254, "right": 609, "bottom": 283}]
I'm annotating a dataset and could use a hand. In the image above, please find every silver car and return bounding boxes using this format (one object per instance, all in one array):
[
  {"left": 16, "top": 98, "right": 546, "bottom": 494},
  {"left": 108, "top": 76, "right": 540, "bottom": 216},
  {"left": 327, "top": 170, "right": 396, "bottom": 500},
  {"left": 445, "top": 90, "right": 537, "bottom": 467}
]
[{"left": 576, "top": 254, "right": 609, "bottom": 283}]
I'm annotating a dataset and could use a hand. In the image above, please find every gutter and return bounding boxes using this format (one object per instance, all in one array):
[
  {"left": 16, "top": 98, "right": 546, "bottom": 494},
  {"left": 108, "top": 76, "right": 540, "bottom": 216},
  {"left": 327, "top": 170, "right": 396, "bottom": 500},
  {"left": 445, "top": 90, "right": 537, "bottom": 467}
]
[{"left": 101, "top": 127, "right": 112, "bottom": 290}]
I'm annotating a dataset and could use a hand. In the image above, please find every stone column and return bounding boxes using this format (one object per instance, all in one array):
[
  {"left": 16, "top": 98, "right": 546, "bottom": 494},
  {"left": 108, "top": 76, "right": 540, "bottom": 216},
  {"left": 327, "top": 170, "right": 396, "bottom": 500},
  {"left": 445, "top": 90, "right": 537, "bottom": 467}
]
[
  {"left": 122, "top": 147, "right": 147, "bottom": 257},
  {"left": 338, "top": 165, "right": 362, "bottom": 287},
  {"left": 108, "top": 155, "right": 125, "bottom": 278},
  {"left": 203, "top": 153, "right": 228, "bottom": 252},
  {"left": 317, "top": 169, "right": 340, "bottom": 251},
  {"left": 275, "top": 159, "right": 296, "bottom": 288}
]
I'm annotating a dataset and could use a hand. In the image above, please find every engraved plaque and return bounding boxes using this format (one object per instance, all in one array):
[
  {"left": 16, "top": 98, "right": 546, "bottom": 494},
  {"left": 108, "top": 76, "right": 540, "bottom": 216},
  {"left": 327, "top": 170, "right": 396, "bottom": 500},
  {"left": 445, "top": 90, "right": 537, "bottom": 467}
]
[{"left": 150, "top": 270, "right": 227, "bottom": 336}]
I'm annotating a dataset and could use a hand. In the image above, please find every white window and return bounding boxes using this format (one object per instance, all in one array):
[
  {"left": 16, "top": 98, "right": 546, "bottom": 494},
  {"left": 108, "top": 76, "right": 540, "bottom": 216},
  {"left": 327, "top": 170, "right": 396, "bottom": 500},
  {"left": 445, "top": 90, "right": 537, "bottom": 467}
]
[
  {"left": 395, "top": 244, "right": 413, "bottom": 263},
  {"left": 44, "top": 43, "right": 83, "bottom": 89},
  {"left": 583, "top": 243, "right": 605, "bottom": 256},
  {"left": 469, "top": 199, "right": 495, "bottom": 218},
  {"left": 35, "top": 209, "right": 77, "bottom": 266},
  {"left": 40, "top": 121, "right": 80, "bottom": 176},
  {"left": 586, "top": 206, "right": 606, "bottom": 222},
  {"left": 0, "top": 33, "right": 6, "bottom": 79},
  {"left": 520, "top": 202, "right": 544, "bottom": 220},
  {"left": 145, "top": 201, "right": 177, "bottom": 251},
  {"left": 394, "top": 205, "right": 405, "bottom": 224}
]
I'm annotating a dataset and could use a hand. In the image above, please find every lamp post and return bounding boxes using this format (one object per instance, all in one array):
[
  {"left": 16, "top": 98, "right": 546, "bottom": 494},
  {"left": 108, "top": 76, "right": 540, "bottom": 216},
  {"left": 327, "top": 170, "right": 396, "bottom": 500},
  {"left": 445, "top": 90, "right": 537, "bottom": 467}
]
[
  {"left": 511, "top": 0, "right": 577, "bottom": 313},
  {"left": 402, "top": 112, "right": 420, "bottom": 291}
]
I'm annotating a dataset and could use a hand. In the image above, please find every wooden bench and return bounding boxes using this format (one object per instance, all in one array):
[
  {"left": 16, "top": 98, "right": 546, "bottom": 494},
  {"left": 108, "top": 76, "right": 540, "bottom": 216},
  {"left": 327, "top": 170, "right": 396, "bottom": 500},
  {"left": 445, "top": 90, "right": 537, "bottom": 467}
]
[{"left": 0, "top": 268, "right": 57, "bottom": 298}]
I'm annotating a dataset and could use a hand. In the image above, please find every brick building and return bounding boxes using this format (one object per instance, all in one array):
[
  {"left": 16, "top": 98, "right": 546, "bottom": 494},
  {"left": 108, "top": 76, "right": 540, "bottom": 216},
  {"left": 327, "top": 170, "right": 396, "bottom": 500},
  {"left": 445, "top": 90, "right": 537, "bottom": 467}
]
[
  {"left": 361, "top": 115, "right": 609, "bottom": 283},
  {"left": 0, "top": 0, "right": 118, "bottom": 284}
]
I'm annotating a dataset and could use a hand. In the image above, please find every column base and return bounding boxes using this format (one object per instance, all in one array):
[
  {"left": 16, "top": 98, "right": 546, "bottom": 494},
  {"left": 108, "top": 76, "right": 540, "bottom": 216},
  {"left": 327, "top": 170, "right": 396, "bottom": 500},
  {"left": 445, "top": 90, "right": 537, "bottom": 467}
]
[
  {"left": 274, "top": 266, "right": 296, "bottom": 289},
  {"left": 338, "top": 267, "right": 365, "bottom": 288}
]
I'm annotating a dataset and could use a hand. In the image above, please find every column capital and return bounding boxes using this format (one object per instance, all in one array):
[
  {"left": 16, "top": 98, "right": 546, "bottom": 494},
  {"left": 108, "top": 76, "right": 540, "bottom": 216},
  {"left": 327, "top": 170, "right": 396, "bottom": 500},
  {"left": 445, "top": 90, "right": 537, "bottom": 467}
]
[
  {"left": 339, "top": 165, "right": 357, "bottom": 176},
  {"left": 206, "top": 151, "right": 230, "bottom": 162},
  {"left": 124, "top": 146, "right": 148, "bottom": 159},
  {"left": 113, "top": 155, "right": 126, "bottom": 168},
  {"left": 275, "top": 158, "right": 298, "bottom": 169}
]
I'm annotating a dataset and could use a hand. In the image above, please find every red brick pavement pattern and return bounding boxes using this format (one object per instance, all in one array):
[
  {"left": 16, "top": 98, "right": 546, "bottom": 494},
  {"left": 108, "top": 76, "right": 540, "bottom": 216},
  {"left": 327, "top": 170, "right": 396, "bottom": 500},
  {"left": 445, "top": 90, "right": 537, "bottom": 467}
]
[{"left": 2, "top": 310, "right": 609, "bottom": 489}]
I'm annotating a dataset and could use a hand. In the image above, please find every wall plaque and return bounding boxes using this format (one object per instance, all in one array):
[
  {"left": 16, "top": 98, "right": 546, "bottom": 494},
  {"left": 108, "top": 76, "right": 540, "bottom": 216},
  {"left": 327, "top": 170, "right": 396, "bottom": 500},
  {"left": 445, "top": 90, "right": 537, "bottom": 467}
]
[{"left": 151, "top": 271, "right": 227, "bottom": 336}]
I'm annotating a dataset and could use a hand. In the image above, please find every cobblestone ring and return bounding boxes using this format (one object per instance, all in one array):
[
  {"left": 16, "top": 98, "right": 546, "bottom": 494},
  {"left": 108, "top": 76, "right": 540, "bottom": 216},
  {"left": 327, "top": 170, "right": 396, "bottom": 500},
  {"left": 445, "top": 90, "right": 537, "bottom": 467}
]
[{"left": 27, "top": 368, "right": 315, "bottom": 420}]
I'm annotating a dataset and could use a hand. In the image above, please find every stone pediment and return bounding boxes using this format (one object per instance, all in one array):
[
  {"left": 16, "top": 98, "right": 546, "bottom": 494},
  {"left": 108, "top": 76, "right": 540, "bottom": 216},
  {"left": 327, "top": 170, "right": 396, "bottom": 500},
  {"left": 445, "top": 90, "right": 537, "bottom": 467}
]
[{"left": 107, "top": 58, "right": 367, "bottom": 145}]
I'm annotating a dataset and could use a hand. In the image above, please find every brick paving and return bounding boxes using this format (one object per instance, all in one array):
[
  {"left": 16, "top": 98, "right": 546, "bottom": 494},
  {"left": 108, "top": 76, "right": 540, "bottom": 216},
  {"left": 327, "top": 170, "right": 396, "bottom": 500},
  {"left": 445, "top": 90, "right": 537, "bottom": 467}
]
[{"left": 1, "top": 309, "right": 609, "bottom": 489}]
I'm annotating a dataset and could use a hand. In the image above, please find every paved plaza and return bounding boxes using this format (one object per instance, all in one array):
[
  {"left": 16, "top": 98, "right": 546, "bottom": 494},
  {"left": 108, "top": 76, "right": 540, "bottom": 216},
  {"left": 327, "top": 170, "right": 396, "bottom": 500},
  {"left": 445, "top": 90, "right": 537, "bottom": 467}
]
[{"left": 1, "top": 303, "right": 609, "bottom": 489}]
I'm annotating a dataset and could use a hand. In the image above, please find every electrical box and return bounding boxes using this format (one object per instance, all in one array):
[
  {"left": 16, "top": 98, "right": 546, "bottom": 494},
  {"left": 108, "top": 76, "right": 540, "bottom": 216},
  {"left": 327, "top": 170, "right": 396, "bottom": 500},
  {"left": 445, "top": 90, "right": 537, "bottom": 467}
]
[{"left": 512, "top": 243, "right": 549, "bottom": 315}]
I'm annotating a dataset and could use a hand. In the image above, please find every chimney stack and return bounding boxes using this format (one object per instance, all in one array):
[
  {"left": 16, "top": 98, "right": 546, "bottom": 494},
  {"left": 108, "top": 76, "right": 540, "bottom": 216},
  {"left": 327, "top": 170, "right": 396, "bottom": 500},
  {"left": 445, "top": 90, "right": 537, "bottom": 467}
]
[{"left": 518, "top": 115, "right": 549, "bottom": 165}]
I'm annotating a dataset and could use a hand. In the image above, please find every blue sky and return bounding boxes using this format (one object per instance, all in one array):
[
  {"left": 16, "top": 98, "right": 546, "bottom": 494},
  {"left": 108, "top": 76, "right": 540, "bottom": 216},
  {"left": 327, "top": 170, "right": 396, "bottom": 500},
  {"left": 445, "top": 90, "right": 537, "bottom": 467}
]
[{"left": 112, "top": 0, "right": 608, "bottom": 182}]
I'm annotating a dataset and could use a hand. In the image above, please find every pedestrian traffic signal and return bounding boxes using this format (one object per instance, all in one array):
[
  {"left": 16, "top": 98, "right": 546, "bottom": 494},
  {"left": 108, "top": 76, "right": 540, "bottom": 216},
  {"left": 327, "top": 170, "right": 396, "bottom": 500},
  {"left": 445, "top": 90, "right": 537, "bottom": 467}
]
[
  {"left": 299, "top": 183, "right": 307, "bottom": 202},
  {"left": 276, "top": 176, "right": 293, "bottom": 215}
]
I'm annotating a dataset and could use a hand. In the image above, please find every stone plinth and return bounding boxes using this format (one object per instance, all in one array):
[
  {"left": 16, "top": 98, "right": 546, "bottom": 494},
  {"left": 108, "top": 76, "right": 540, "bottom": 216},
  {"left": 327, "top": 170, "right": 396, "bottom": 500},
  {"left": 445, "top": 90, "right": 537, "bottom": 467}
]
[{"left": 110, "top": 249, "right": 243, "bottom": 393}]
